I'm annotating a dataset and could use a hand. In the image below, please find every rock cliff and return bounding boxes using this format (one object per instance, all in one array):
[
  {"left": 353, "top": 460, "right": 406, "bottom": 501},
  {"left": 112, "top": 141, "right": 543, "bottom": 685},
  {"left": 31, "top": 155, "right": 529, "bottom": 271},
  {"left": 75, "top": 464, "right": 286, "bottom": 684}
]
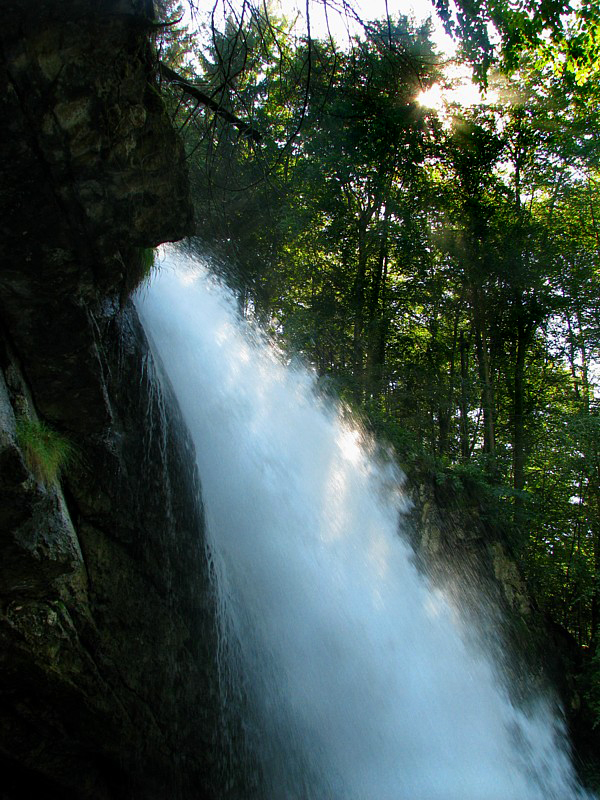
[{"left": 0, "top": 2, "right": 226, "bottom": 797}]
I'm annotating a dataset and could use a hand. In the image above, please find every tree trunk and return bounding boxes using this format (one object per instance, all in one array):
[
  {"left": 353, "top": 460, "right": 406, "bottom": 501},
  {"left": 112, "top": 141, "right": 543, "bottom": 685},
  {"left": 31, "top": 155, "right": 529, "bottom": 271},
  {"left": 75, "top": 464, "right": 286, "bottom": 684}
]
[
  {"left": 352, "top": 216, "right": 369, "bottom": 395},
  {"left": 365, "top": 207, "right": 390, "bottom": 399},
  {"left": 512, "top": 308, "right": 532, "bottom": 493},
  {"left": 459, "top": 332, "right": 471, "bottom": 462},
  {"left": 437, "top": 309, "right": 460, "bottom": 459},
  {"left": 471, "top": 286, "right": 495, "bottom": 458}
]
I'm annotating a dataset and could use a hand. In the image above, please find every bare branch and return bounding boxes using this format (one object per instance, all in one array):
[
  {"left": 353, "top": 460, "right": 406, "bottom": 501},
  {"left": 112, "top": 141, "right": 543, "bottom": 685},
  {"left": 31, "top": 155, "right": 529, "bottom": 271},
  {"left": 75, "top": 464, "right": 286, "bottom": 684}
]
[{"left": 159, "top": 62, "right": 262, "bottom": 142}]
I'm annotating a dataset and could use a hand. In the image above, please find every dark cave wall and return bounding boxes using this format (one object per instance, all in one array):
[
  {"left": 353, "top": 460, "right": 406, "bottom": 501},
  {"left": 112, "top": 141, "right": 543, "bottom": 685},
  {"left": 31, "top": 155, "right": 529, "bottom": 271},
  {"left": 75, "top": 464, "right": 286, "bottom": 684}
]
[{"left": 0, "top": 2, "right": 226, "bottom": 797}]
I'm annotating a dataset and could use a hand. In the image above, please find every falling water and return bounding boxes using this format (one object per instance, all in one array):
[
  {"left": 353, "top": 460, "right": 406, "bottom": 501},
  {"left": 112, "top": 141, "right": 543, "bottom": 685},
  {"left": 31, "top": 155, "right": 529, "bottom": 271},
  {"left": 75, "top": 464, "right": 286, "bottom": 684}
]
[{"left": 136, "top": 249, "right": 592, "bottom": 800}]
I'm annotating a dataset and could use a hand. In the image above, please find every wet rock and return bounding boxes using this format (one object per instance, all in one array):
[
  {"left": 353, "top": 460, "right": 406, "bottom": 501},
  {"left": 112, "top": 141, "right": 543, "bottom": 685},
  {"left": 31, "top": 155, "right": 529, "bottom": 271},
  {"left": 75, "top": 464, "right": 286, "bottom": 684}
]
[{"left": 0, "top": 2, "right": 226, "bottom": 798}]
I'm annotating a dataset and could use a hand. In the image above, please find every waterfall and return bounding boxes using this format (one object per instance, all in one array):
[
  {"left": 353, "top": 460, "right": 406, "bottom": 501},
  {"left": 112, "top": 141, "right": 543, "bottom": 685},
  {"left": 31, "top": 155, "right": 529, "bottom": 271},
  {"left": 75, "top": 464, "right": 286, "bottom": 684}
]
[{"left": 136, "top": 248, "right": 592, "bottom": 800}]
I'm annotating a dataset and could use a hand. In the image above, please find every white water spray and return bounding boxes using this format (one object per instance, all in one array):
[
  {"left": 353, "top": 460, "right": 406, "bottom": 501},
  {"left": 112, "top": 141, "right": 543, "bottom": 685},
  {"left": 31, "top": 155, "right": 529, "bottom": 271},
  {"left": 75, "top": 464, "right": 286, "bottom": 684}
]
[{"left": 136, "top": 249, "right": 591, "bottom": 800}]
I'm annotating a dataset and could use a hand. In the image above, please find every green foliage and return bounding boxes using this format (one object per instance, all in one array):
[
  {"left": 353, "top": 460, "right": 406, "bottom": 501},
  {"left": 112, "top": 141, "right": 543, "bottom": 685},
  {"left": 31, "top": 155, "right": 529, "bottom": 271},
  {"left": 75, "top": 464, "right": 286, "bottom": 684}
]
[
  {"left": 126, "top": 247, "right": 157, "bottom": 294},
  {"left": 169, "top": 0, "right": 600, "bottom": 745},
  {"left": 16, "top": 417, "right": 75, "bottom": 487},
  {"left": 138, "top": 247, "right": 156, "bottom": 281},
  {"left": 435, "top": 0, "right": 599, "bottom": 88}
]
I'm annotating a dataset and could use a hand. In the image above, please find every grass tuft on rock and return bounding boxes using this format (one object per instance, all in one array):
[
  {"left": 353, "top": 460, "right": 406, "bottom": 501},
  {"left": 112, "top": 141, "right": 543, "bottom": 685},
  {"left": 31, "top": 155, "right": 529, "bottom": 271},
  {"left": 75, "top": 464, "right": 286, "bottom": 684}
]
[
  {"left": 15, "top": 416, "right": 75, "bottom": 487},
  {"left": 138, "top": 247, "right": 156, "bottom": 280},
  {"left": 123, "top": 246, "right": 157, "bottom": 297}
]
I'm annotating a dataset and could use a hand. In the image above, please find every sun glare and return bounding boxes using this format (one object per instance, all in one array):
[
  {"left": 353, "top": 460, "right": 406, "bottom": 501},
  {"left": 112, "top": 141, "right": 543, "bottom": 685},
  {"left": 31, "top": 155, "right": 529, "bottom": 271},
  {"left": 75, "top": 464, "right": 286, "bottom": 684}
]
[
  {"left": 418, "top": 83, "right": 445, "bottom": 110},
  {"left": 417, "top": 66, "right": 499, "bottom": 113}
]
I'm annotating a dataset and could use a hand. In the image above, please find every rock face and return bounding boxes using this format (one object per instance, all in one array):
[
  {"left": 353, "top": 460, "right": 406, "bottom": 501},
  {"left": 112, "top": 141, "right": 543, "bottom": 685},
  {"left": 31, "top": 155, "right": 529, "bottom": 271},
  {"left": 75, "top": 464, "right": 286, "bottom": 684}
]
[
  {"left": 0, "top": 2, "right": 226, "bottom": 797},
  {"left": 408, "top": 480, "right": 596, "bottom": 772}
]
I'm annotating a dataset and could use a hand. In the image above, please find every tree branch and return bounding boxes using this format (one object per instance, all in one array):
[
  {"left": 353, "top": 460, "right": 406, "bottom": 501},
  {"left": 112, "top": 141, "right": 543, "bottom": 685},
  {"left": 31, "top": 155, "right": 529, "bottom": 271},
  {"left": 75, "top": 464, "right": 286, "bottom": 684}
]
[{"left": 159, "top": 62, "right": 262, "bottom": 143}]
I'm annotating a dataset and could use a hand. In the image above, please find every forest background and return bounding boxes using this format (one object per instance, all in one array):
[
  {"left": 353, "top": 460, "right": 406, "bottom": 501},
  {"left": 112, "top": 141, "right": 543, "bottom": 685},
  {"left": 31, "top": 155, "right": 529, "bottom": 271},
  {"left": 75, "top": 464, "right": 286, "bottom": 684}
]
[{"left": 153, "top": 0, "right": 600, "bottom": 783}]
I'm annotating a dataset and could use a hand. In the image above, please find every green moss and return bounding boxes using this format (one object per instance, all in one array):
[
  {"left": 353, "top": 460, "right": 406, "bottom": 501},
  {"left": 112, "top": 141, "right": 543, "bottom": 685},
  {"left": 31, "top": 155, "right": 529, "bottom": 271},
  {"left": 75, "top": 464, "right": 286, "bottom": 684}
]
[{"left": 15, "top": 416, "right": 75, "bottom": 487}]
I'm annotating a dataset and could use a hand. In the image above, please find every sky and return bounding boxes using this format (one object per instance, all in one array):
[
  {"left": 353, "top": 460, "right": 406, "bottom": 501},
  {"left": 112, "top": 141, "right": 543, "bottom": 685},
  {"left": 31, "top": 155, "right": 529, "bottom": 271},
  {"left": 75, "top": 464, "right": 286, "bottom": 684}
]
[{"left": 275, "top": 0, "right": 457, "bottom": 53}]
